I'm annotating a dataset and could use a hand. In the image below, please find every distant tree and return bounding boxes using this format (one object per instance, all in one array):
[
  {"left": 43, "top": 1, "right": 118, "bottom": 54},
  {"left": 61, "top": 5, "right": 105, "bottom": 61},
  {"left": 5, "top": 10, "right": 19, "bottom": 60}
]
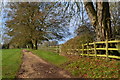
[
  {"left": 2, "top": 43, "right": 9, "bottom": 49},
  {"left": 6, "top": 2, "right": 48, "bottom": 49},
  {"left": 76, "top": 25, "right": 94, "bottom": 35},
  {"left": 41, "top": 41, "right": 58, "bottom": 47},
  {"left": 44, "top": 2, "right": 72, "bottom": 40},
  {"left": 5, "top": 2, "right": 70, "bottom": 49},
  {"left": 75, "top": 25, "right": 94, "bottom": 43},
  {"left": 110, "top": 2, "right": 120, "bottom": 39},
  {"left": 6, "top": 2, "right": 66, "bottom": 49},
  {"left": 0, "top": 43, "right": 2, "bottom": 49},
  {"left": 59, "top": 2, "right": 95, "bottom": 40}
]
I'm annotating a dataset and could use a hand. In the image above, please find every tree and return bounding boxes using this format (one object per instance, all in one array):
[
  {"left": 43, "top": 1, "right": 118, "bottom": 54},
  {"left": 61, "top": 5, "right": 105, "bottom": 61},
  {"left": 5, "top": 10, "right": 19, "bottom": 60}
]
[
  {"left": 75, "top": 25, "right": 94, "bottom": 43},
  {"left": 84, "top": 0, "right": 112, "bottom": 41},
  {"left": 6, "top": 2, "right": 49, "bottom": 49},
  {"left": 110, "top": 2, "right": 120, "bottom": 39},
  {"left": 5, "top": 2, "right": 71, "bottom": 49},
  {"left": 56, "top": 2, "right": 96, "bottom": 41}
]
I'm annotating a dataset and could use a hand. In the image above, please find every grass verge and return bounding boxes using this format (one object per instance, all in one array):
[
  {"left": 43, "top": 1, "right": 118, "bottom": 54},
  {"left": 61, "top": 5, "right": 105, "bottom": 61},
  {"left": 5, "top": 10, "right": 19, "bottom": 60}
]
[
  {"left": 29, "top": 48, "right": 120, "bottom": 78},
  {"left": 29, "top": 49, "right": 68, "bottom": 65},
  {"left": 2, "top": 49, "right": 22, "bottom": 78},
  {"left": 61, "top": 56, "right": 120, "bottom": 78}
]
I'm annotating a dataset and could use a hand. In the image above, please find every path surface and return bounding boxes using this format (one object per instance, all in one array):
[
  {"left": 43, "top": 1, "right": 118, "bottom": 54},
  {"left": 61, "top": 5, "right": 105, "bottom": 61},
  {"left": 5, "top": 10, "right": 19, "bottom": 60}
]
[{"left": 17, "top": 50, "right": 71, "bottom": 78}]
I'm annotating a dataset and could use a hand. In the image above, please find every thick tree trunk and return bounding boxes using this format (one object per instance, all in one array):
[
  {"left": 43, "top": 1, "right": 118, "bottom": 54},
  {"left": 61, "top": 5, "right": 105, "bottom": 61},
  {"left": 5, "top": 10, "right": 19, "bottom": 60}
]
[
  {"left": 84, "top": 1, "right": 112, "bottom": 41},
  {"left": 84, "top": 1, "right": 119, "bottom": 55},
  {"left": 96, "top": 1, "right": 112, "bottom": 41}
]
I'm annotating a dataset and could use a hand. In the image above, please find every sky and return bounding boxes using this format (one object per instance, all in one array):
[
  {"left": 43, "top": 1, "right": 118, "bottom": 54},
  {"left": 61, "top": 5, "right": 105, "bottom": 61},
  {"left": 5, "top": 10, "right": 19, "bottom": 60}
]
[
  {"left": 0, "top": 2, "right": 3, "bottom": 44},
  {"left": 0, "top": 1, "right": 8, "bottom": 44}
]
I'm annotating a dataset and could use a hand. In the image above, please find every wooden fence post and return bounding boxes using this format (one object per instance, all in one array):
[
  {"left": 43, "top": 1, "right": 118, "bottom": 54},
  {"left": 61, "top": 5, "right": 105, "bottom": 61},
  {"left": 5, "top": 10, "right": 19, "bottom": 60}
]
[
  {"left": 106, "top": 39, "right": 108, "bottom": 60},
  {"left": 82, "top": 44, "right": 84, "bottom": 56},
  {"left": 87, "top": 43, "right": 89, "bottom": 57},
  {"left": 59, "top": 45, "right": 61, "bottom": 53},
  {"left": 94, "top": 42, "right": 97, "bottom": 57}
]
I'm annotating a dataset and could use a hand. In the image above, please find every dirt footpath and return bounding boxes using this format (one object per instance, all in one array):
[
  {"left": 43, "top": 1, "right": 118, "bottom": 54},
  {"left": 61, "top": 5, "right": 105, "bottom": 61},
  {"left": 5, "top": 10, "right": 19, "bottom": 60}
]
[{"left": 17, "top": 50, "right": 72, "bottom": 78}]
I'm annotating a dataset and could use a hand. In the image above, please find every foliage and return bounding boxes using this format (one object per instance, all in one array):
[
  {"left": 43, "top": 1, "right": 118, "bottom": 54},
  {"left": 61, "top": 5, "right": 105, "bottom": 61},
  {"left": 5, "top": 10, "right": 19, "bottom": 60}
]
[
  {"left": 2, "top": 49, "right": 22, "bottom": 78},
  {"left": 61, "top": 25, "right": 94, "bottom": 54},
  {"left": 5, "top": 2, "right": 71, "bottom": 49},
  {"left": 110, "top": 2, "right": 120, "bottom": 39},
  {"left": 2, "top": 43, "right": 9, "bottom": 49},
  {"left": 40, "top": 41, "right": 58, "bottom": 47},
  {"left": 0, "top": 43, "right": 2, "bottom": 49},
  {"left": 113, "top": 26, "right": 120, "bottom": 39},
  {"left": 75, "top": 25, "right": 95, "bottom": 39},
  {"left": 6, "top": 2, "right": 48, "bottom": 49}
]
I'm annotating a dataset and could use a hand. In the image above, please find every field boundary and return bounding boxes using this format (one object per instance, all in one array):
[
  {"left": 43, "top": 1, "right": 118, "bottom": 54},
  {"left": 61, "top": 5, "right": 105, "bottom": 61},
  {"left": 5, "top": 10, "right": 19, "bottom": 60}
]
[
  {"left": 67, "top": 40, "right": 120, "bottom": 59},
  {"left": 46, "top": 40, "right": 120, "bottom": 59}
]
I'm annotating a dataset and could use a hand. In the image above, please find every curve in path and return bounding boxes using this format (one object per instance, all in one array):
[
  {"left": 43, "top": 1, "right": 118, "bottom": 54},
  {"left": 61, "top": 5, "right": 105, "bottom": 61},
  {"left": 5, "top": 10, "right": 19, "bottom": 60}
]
[{"left": 17, "top": 50, "right": 71, "bottom": 78}]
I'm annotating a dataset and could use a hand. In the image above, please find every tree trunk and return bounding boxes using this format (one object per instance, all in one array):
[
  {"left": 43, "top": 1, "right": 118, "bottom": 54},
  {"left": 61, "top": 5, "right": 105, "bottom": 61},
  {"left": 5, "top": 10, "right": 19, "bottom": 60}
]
[
  {"left": 96, "top": 1, "right": 112, "bottom": 41},
  {"left": 32, "top": 40, "right": 38, "bottom": 50},
  {"left": 84, "top": 1, "right": 112, "bottom": 41},
  {"left": 84, "top": 0, "right": 97, "bottom": 27}
]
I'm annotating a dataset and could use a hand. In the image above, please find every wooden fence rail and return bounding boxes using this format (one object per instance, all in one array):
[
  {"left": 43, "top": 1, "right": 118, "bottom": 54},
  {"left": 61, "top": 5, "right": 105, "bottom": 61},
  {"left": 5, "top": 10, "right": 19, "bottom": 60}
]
[
  {"left": 67, "top": 40, "right": 120, "bottom": 59},
  {"left": 47, "top": 45, "right": 61, "bottom": 53}
]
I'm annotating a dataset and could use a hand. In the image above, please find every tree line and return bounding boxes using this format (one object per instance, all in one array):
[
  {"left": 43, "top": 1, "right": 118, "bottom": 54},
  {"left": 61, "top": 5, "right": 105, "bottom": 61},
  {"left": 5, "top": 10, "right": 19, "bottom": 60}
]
[{"left": 1, "top": 1, "right": 120, "bottom": 49}]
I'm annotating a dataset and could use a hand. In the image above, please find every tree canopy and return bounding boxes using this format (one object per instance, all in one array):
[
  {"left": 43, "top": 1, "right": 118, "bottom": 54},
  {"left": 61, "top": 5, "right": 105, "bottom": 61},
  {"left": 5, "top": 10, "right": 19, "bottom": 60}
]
[{"left": 5, "top": 2, "right": 70, "bottom": 49}]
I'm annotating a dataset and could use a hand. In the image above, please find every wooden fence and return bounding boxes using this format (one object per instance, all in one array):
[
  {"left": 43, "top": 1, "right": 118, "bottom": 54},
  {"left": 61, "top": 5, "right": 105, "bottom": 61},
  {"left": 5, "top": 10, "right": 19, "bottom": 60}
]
[
  {"left": 67, "top": 40, "right": 120, "bottom": 59},
  {"left": 47, "top": 45, "right": 61, "bottom": 53}
]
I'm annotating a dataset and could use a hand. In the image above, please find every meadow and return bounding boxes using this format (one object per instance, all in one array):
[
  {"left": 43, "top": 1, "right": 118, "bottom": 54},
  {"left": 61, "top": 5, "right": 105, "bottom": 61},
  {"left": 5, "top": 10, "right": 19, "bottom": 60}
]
[
  {"left": 2, "top": 49, "right": 22, "bottom": 78},
  {"left": 30, "top": 49, "right": 120, "bottom": 78},
  {"left": 2, "top": 49, "right": 68, "bottom": 78},
  {"left": 1, "top": 48, "right": 120, "bottom": 78},
  {"left": 30, "top": 49, "right": 68, "bottom": 65},
  {"left": 61, "top": 57, "right": 120, "bottom": 78}
]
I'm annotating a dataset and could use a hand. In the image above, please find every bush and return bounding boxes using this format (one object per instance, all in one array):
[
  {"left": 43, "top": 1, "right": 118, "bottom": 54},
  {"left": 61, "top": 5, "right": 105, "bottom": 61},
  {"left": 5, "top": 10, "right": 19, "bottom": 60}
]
[
  {"left": 61, "top": 33, "right": 94, "bottom": 54},
  {"left": 2, "top": 44, "right": 9, "bottom": 49}
]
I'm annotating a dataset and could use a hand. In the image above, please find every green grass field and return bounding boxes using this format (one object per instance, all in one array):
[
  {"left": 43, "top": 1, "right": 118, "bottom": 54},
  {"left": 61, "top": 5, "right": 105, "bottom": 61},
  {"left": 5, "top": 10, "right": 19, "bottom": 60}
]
[
  {"left": 29, "top": 49, "right": 68, "bottom": 65},
  {"left": 30, "top": 48, "right": 120, "bottom": 78},
  {"left": 1, "top": 48, "right": 120, "bottom": 78},
  {"left": 61, "top": 57, "right": 120, "bottom": 78},
  {"left": 2, "top": 49, "right": 22, "bottom": 78}
]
